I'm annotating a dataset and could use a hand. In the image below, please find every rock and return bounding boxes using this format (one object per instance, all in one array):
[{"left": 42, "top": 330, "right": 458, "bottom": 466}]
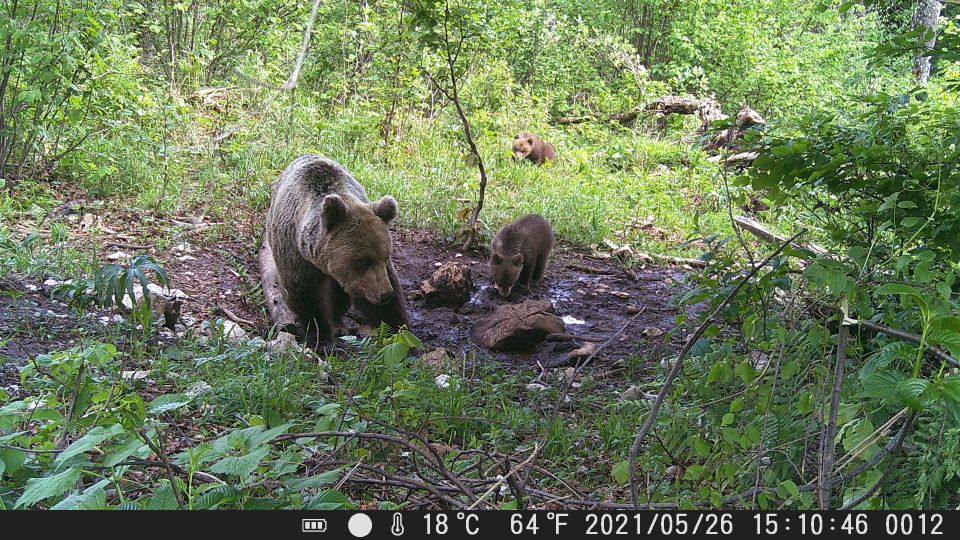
[
  {"left": 620, "top": 385, "right": 656, "bottom": 402},
  {"left": 419, "top": 347, "right": 449, "bottom": 368},
  {"left": 121, "top": 370, "right": 151, "bottom": 381},
  {"left": 220, "top": 320, "right": 246, "bottom": 340},
  {"left": 567, "top": 342, "right": 597, "bottom": 362},
  {"left": 561, "top": 315, "right": 585, "bottom": 325},
  {"left": 186, "top": 381, "right": 213, "bottom": 398},
  {"left": 266, "top": 331, "right": 299, "bottom": 352},
  {"left": 434, "top": 374, "right": 451, "bottom": 388},
  {"left": 626, "top": 305, "right": 641, "bottom": 315},
  {"left": 473, "top": 299, "right": 565, "bottom": 352},
  {"left": 643, "top": 326, "right": 664, "bottom": 338},
  {"left": 120, "top": 283, "right": 186, "bottom": 328},
  {"left": 421, "top": 262, "right": 473, "bottom": 308},
  {"left": 526, "top": 382, "right": 550, "bottom": 391},
  {"left": 107, "top": 251, "right": 130, "bottom": 261}
]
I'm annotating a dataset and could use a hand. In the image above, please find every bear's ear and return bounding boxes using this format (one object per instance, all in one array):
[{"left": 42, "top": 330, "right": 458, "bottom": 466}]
[
  {"left": 527, "top": 137, "right": 534, "bottom": 146},
  {"left": 491, "top": 252, "right": 503, "bottom": 264},
  {"left": 321, "top": 194, "right": 348, "bottom": 230},
  {"left": 371, "top": 195, "right": 398, "bottom": 223},
  {"left": 510, "top": 253, "right": 523, "bottom": 266}
]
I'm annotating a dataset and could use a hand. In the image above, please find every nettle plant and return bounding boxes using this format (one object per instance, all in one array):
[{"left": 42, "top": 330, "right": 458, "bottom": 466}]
[{"left": 654, "top": 83, "right": 960, "bottom": 508}]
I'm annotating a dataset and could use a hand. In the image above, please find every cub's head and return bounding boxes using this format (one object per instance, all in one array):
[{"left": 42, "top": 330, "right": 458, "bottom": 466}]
[
  {"left": 311, "top": 194, "right": 399, "bottom": 306},
  {"left": 511, "top": 133, "right": 536, "bottom": 161},
  {"left": 490, "top": 251, "right": 523, "bottom": 297}
]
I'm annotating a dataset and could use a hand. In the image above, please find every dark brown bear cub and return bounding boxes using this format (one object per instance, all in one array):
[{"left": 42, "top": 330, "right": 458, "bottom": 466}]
[
  {"left": 490, "top": 214, "right": 553, "bottom": 297},
  {"left": 265, "top": 154, "right": 408, "bottom": 348},
  {"left": 511, "top": 131, "right": 556, "bottom": 165}
]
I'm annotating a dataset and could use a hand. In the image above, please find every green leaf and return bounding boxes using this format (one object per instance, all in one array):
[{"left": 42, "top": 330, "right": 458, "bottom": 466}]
[
  {"left": 611, "top": 461, "right": 630, "bottom": 484},
  {"left": 55, "top": 423, "right": 125, "bottom": 466},
  {"left": 380, "top": 342, "right": 409, "bottom": 368},
  {"left": 147, "top": 394, "right": 191, "bottom": 415},
  {"left": 721, "top": 413, "right": 735, "bottom": 426},
  {"left": 51, "top": 479, "right": 110, "bottom": 510},
  {"left": 304, "top": 489, "right": 353, "bottom": 510},
  {"left": 102, "top": 434, "right": 150, "bottom": 467},
  {"left": 209, "top": 445, "right": 270, "bottom": 478},
  {"left": 285, "top": 468, "right": 343, "bottom": 491},
  {"left": 780, "top": 479, "right": 800, "bottom": 499},
  {"left": 14, "top": 468, "right": 82, "bottom": 508},
  {"left": 862, "top": 369, "right": 905, "bottom": 400}
]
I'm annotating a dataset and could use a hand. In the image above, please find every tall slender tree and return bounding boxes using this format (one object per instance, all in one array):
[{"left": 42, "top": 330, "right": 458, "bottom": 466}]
[{"left": 910, "top": 0, "right": 943, "bottom": 84}]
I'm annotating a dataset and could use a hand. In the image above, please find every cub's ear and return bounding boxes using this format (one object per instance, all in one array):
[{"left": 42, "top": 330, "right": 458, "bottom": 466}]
[
  {"left": 491, "top": 252, "right": 503, "bottom": 264},
  {"left": 510, "top": 253, "right": 523, "bottom": 266},
  {"left": 527, "top": 137, "right": 535, "bottom": 146},
  {"left": 321, "top": 194, "right": 348, "bottom": 230},
  {"left": 371, "top": 195, "right": 398, "bottom": 223}
]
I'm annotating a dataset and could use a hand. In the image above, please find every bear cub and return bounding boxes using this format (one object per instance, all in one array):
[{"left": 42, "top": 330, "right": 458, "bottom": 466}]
[
  {"left": 511, "top": 131, "right": 556, "bottom": 165},
  {"left": 265, "top": 154, "right": 408, "bottom": 348},
  {"left": 490, "top": 214, "right": 554, "bottom": 297}
]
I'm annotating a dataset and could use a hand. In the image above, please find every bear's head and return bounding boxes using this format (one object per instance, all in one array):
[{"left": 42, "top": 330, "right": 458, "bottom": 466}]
[
  {"left": 511, "top": 133, "right": 536, "bottom": 161},
  {"left": 304, "top": 193, "right": 399, "bottom": 306},
  {"left": 490, "top": 251, "right": 523, "bottom": 297}
]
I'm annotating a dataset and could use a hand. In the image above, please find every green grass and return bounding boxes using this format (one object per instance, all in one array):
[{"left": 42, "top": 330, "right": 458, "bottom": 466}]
[{"left": 48, "top": 93, "right": 734, "bottom": 257}]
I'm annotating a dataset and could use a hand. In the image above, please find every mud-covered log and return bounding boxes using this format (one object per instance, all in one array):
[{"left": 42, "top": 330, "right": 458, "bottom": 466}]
[{"left": 258, "top": 236, "right": 299, "bottom": 334}]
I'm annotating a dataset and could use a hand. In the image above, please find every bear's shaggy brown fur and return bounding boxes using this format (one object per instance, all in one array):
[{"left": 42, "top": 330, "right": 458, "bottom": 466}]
[
  {"left": 265, "top": 155, "right": 408, "bottom": 347},
  {"left": 490, "top": 214, "right": 553, "bottom": 297},
  {"left": 511, "top": 131, "right": 556, "bottom": 165}
]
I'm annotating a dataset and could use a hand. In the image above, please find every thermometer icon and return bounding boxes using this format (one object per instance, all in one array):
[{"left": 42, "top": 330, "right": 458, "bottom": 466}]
[{"left": 391, "top": 513, "right": 405, "bottom": 536}]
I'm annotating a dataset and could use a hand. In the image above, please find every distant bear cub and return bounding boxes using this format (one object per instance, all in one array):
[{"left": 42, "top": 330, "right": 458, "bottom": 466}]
[
  {"left": 490, "top": 214, "right": 554, "bottom": 297},
  {"left": 266, "top": 154, "right": 408, "bottom": 347},
  {"left": 511, "top": 131, "right": 555, "bottom": 165}
]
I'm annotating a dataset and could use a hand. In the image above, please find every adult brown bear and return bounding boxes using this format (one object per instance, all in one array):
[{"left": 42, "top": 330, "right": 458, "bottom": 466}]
[{"left": 265, "top": 155, "right": 408, "bottom": 348}]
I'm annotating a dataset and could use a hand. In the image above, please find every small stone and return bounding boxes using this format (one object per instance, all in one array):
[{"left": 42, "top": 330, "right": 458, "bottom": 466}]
[
  {"left": 561, "top": 315, "right": 586, "bottom": 325},
  {"left": 626, "top": 305, "right": 641, "bottom": 315},
  {"left": 526, "top": 382, "right": 550, "bottom": 391},
  {"left": 121, "top": 370, "right": 151, "bottom": 380},
  {"left": 221, "top": 320, "right": 246, "bottom": 340},
  {"left": 643, "top": 326, "right": 664, "bottom": 338},
  {"left": 266, "top": 331, "right": 299, "bottom": 352},
  {"left": 186, "top": 381, "right": 213, "bottom": 398},
  {"left": 619, "top": 386, "right": 656, "bottom": 402},
  {"left": 107, "top": 251, "right": 130, "bottom": 261},
  {"left": 434, "top": 374, "right": 451, "bottom": 388},
  {"left": 419, "top": 347, "right": 449, "bottom": 368},
  {"left": 567, "top": 342, "right": 597, "bottom": 361}
]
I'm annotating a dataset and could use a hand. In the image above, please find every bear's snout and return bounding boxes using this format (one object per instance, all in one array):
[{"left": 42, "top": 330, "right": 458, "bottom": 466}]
[{"left": 377, "top": 290, "right": 396, "bottom": 305}]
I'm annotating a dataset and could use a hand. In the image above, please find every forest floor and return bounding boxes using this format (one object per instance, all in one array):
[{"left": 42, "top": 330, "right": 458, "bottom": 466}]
[{"left": 1, "top": 194, "right": 697, "bottom": 396}]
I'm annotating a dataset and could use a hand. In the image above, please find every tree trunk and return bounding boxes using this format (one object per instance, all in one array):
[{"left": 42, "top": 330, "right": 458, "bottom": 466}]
[{"left": 910, "top": 0, "right": 943, "bottom": 85}]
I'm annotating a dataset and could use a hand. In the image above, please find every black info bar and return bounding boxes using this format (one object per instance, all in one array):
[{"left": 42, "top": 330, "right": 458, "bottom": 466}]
[{"left": 2, "top": 510, "right": 954, "bottom": 538}]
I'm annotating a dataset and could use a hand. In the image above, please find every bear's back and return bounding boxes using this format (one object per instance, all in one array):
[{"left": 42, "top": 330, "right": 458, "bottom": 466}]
[{"left": 275, "top": 154, "right": 369, "bottom": 203}]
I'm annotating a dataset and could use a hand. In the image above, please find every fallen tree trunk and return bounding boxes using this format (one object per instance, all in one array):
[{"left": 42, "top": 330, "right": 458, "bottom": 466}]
[
  {"left": 556, "top": 110, "right": 638, "bottom": 126},
  {"left": 258, "top": 236, "right": 299, "bottom": 334},
  {"left": 733, "top": 215, "right": 828, "bottom": 257}
]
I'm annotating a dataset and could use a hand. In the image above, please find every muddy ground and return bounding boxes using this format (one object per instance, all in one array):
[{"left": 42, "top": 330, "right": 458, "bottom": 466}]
[{"left": 1, "top": 208, "right": 699, "bottom": 395}]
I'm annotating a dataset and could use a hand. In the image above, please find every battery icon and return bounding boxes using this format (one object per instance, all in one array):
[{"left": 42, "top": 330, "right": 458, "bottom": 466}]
[{"left": 302, "top": 519, "right": 328, "bottom": 533}]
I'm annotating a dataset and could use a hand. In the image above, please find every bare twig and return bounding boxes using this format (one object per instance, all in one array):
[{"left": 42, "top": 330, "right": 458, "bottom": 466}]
[{"left": 840, "top": 411, "right": 917, "bottom": 510}]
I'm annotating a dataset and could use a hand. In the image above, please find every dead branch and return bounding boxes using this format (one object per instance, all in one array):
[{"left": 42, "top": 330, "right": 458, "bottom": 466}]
[
  {"left": 219, "top": 304, "right": 255, "bottom": 327},
  {"left": 733, "top": 215, "right": 828, "bottom": 257},
  {"left": 817, "top": 323, "right": 848, "bottom": 508},
  {"left": 840, "top": 411, "right": 917, "bottom": 510},
  {"left": 628, "top": 230, "right": 805, "bottom": 509}
]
